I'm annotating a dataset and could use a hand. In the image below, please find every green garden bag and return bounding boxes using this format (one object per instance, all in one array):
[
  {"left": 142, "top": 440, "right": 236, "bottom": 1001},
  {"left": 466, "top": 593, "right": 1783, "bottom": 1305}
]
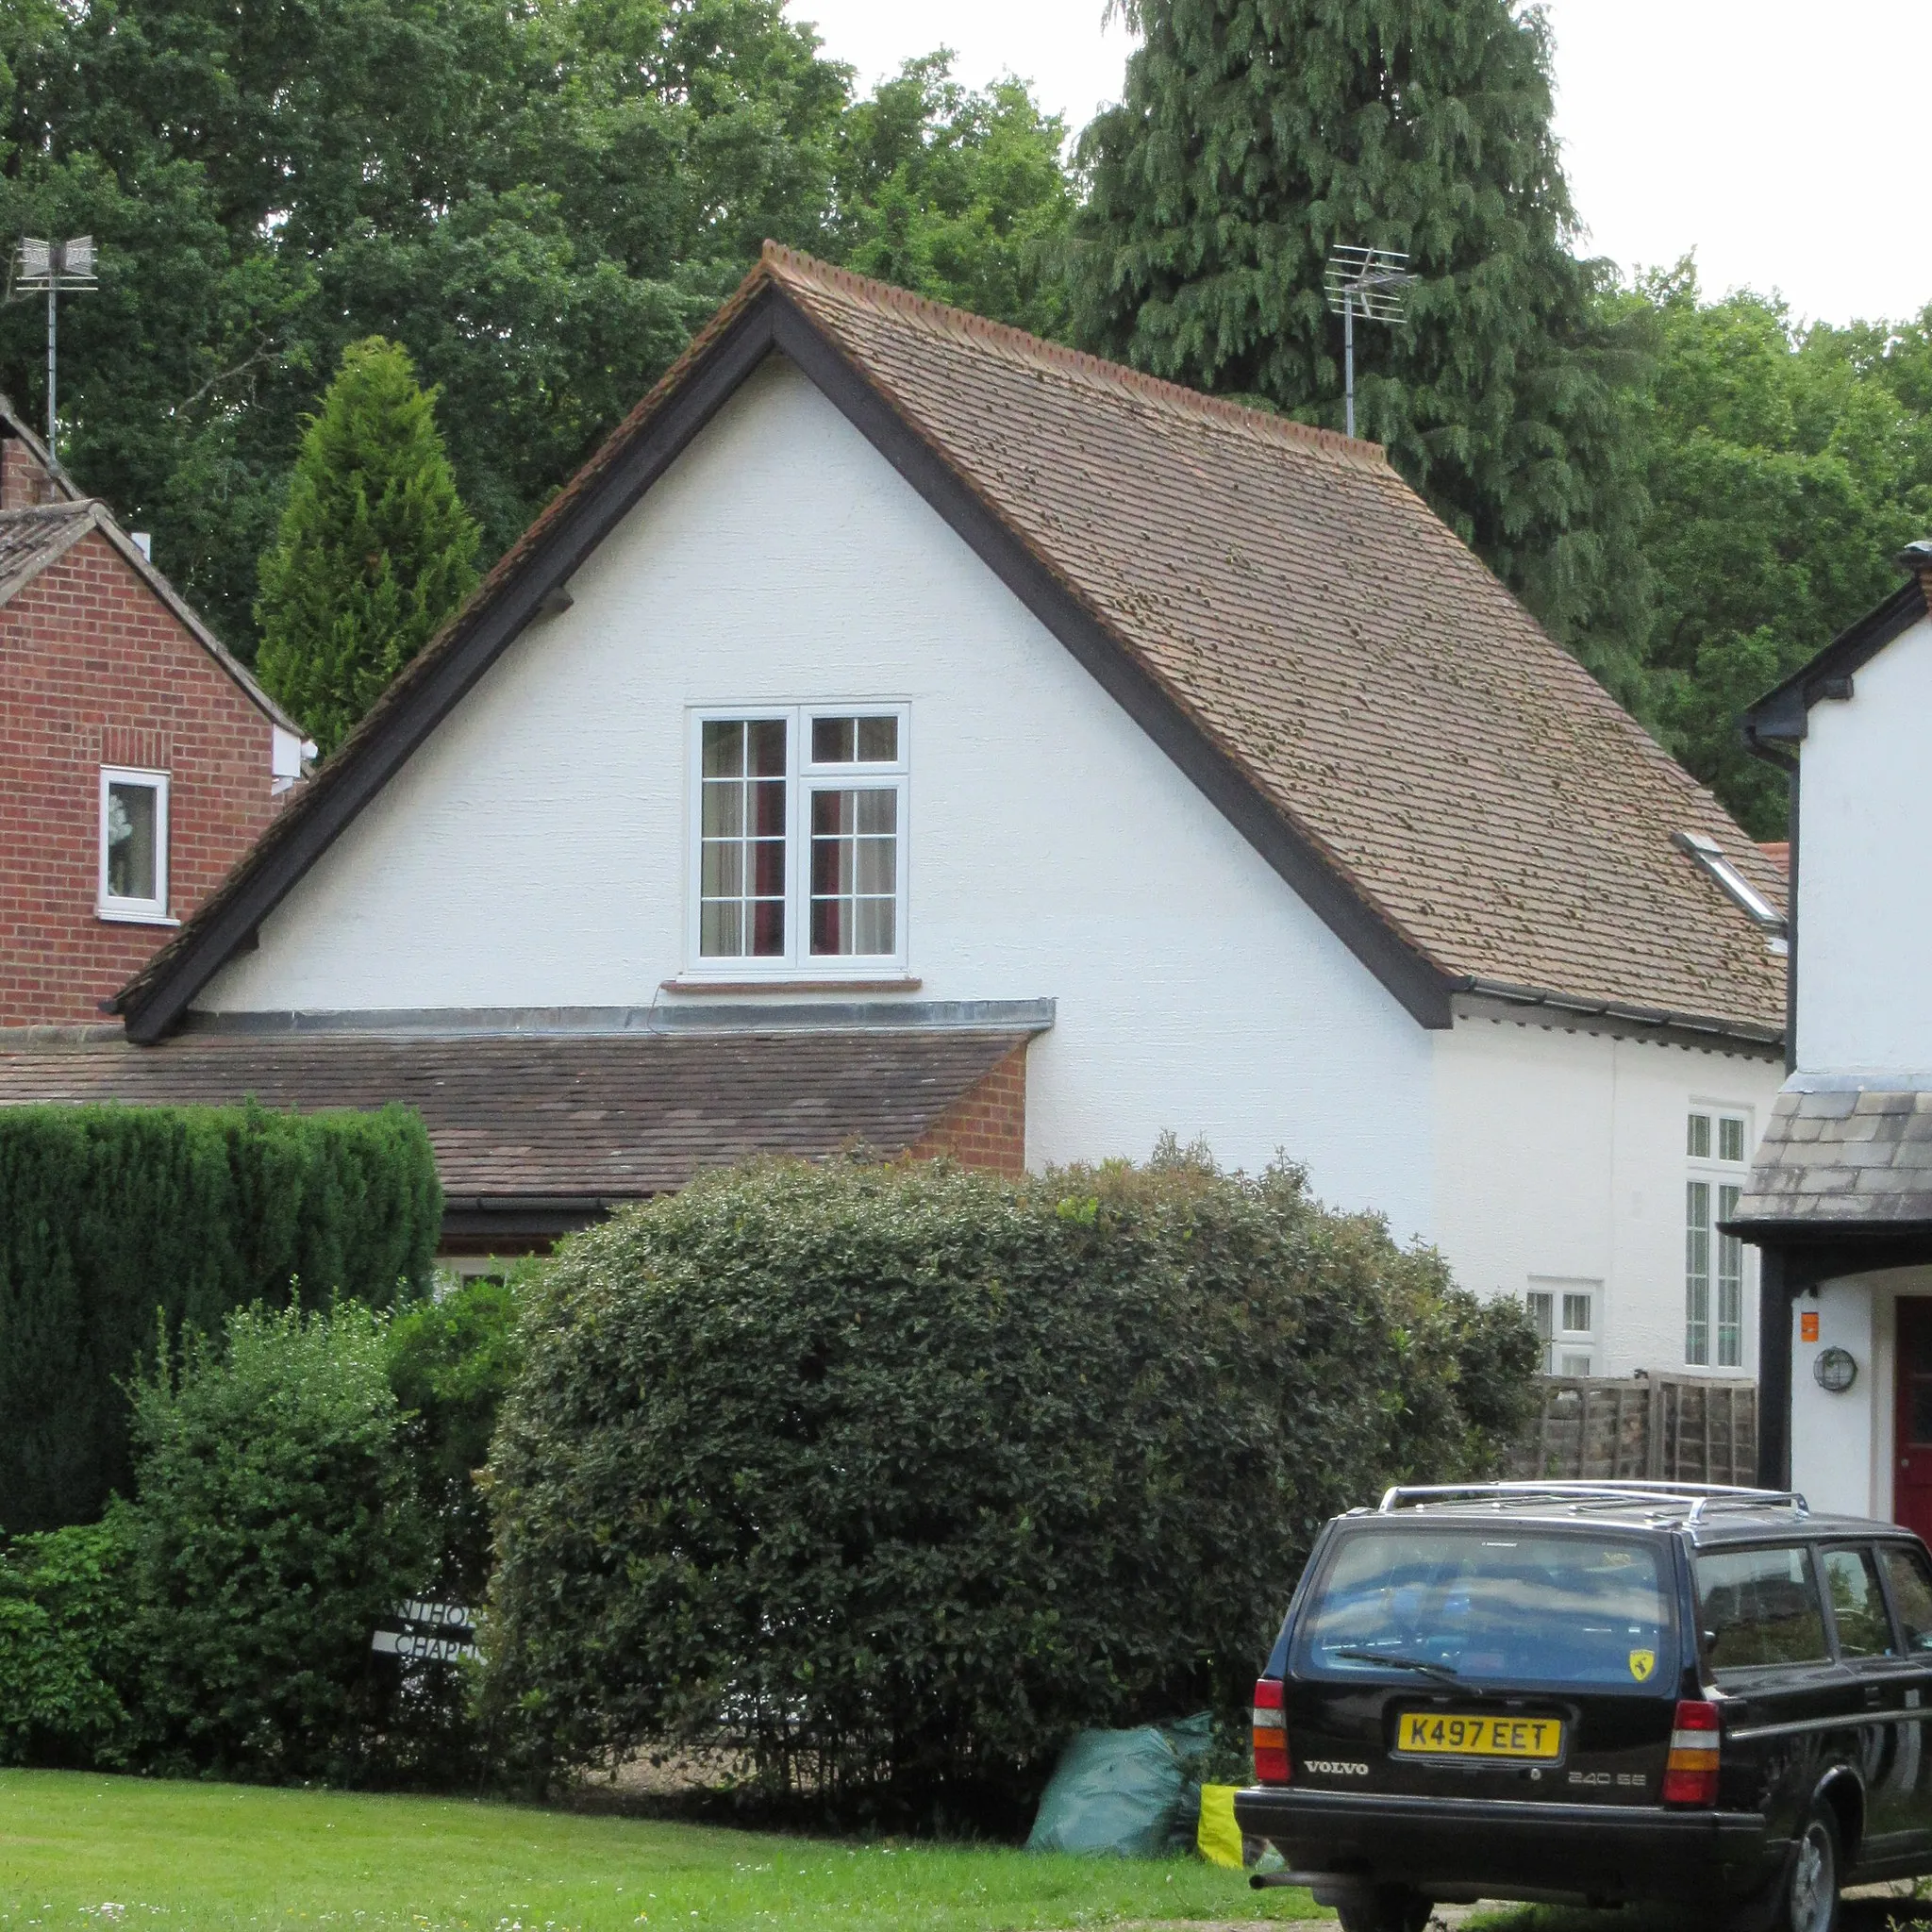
[{"left": 1025, "top": 1714, "right": 1214, "bottom": 1857}]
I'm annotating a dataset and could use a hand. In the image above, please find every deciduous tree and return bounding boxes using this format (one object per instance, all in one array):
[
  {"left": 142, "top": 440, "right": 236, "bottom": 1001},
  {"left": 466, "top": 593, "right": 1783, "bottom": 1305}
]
[
  {"left": 834, "top": 54, "right": 1076, "bottom": 338},
  {"left": 0, "top": 0, "right": 1076, "bottom": 664},
  {"left": 1626, "top": 265, "right": 1932, "bottom": 835}
]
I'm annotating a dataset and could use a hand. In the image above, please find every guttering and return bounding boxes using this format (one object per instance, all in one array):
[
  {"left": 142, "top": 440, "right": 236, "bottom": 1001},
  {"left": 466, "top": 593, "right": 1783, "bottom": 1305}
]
[{"left": 1455, "top": 976, "right": 1785, "bottom": 1050}]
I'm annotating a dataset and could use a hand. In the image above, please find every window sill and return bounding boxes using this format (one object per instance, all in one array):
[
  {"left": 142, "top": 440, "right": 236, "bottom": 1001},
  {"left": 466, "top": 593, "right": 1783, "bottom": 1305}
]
[
  {"left": 662, "top": 975, "right": 922, "bottom": 994},
  {"left": 97, "top": 906, "right": 179, "bottom": 927}
]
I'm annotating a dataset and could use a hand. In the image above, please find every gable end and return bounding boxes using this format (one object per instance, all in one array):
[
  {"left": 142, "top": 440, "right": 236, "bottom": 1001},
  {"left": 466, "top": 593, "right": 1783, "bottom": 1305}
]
[
  {"left": 118, "top": 275, "right": 1472, "bottom": 1040},
  {"left": 763, "top": 303, "right": 1455, "bottom": 1029},
  {"left": 117, "top": 290, "right": 791, "bottom": 1041},
  {"left": 1742, "top": 580, "right": 1926, "bottom": 750}
]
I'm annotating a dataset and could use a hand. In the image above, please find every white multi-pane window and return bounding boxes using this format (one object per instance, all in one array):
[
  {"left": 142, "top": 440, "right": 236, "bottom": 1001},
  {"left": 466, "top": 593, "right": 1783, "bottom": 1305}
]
[
  {"left": 97, "top": 767, "right": 170, "bottom": 922},
  {"left": 698, "top": 719, "right": 789, "bottom": 958},
  {"left": 1527, "top": 1282, "right": 1597, "bottom": 1376},
  {"left": 689, "top": 707, "right": 908, "bottom": 975},
  {"left": 1686, "top": 1109, "right": 1750, "bottom": 1369}
]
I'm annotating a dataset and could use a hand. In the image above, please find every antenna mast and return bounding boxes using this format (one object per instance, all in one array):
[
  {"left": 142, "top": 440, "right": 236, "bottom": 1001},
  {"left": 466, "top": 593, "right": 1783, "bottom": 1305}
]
[
  {"left": 13, "top": 237, "right": 97, "bottom": 466},
  {"left": 1324, "top": 244, "right": 1416, "bottom": 440}
]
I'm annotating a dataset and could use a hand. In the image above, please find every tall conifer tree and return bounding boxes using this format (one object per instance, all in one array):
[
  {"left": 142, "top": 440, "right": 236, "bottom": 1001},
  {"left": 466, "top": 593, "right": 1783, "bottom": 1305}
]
[
  {"left": 1071, "top": 0, "right": 1651, "bottom": 692},
  {"left": 256, "top": 339, "right": 479, "bottom": 755}
]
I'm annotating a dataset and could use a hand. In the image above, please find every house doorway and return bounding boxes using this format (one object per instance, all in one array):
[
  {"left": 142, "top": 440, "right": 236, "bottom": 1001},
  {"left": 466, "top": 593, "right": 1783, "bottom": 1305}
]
[{"left": 1895, "top": 1300, "right": 1932, "bottom": 1541}]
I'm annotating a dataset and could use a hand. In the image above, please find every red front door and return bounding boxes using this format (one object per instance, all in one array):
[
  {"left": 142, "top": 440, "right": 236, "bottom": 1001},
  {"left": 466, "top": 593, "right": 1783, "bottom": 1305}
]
[{"left": 1896, "top": 1300, "right": 1932, "bottom": 1541}]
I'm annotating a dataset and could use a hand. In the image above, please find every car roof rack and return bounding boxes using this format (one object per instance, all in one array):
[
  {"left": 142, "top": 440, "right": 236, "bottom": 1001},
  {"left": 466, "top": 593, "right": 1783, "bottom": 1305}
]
[
  {"left": 1376, "top": 1480, "right": 1809, "bottom": 1521},
  {"left": 1683, "top": 1489, "right": 1810, "bottom": 1524}
]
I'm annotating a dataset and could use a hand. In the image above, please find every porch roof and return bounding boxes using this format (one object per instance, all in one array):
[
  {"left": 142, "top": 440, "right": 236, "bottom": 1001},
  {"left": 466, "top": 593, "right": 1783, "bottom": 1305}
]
[{"left": 1733, "top": 1080, "right": 1932, "bottom": 1234}]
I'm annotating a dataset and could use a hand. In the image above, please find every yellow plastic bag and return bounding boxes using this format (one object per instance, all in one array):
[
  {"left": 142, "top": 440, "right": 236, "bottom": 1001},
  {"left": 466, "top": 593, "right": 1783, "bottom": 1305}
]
[{"left": 1196, "top": 1782, "right": 1244, "bottom": 1870}]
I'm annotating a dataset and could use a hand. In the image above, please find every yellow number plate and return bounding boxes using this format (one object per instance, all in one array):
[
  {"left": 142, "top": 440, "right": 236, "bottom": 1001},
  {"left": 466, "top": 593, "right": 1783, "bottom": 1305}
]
[{"left": 1396, "top": 1712, "right": 1563, "bottom": 1760}]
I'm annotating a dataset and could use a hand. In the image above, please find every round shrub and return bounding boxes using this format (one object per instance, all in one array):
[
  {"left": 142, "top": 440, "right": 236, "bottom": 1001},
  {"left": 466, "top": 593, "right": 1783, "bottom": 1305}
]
[
  {"left": 127, "top": 1302, "right": 433, "bottom": 1782},
  {"left": 484, "top": 1149, "right": 1537, "bottom": 1819}
]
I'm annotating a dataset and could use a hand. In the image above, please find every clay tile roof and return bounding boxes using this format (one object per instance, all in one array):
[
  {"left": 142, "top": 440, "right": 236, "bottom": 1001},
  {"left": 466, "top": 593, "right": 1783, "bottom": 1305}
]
[
  {"left": 114, "top": 244, "right": 1786, "bottom": 1041},
  {"left": 1734, "top": 1084, "right": 1932, "bottom": 1231},
  {"left": 0, "top": 501, "right": 93, "bottom": 600},
  {"left": 756, "top": 246, "right": 1786, "bottom": 1037},
  {"left": 0, "top": 1027, "right": 1026, "bottom": 1207}
]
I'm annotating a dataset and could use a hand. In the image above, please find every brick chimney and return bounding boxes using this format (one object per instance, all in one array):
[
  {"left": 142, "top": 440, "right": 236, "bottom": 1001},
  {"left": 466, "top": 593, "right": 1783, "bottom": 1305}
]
[
  {"left": 1902, "top": 539, "right": 1932, "bottom": 617},
  {"left": 0, "top": 429, "right": 58, "bottom": 510}
]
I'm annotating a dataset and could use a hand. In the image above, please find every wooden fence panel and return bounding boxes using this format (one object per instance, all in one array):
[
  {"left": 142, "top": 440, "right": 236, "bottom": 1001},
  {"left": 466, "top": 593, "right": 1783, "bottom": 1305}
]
[{"left": 1505, "top": 1375, "right": 1757, "bottom": 1485}]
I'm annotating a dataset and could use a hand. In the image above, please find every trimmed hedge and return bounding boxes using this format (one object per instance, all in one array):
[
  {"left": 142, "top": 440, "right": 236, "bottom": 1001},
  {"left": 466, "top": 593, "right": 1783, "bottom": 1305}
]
[
  {"left": 484, "top": 1149, "right": 1540, "bottom": 1822},
  {"left": 0, "top": 1101, "right": 442, "bottom": 1532}
]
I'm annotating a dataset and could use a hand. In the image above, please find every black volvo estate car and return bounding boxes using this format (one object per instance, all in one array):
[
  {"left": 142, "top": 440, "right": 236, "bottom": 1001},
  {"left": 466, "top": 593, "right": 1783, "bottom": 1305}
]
[{"left": 1233, "top": 1482, "right": 1932, "bottom": 1932}]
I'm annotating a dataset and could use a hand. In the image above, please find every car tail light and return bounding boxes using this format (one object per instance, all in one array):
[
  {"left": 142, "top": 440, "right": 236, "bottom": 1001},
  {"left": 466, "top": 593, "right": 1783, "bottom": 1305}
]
[
  {"left": 1661, "top": 1698, "right": 1720, "bottom": 1805},
  {"left": 1252, "top": 1676, "right": 1290, "bottom": 1784}
]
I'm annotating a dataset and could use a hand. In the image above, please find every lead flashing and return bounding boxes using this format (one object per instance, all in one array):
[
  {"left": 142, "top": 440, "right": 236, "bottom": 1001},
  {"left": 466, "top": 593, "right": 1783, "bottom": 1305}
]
[{"left": 179, "top": 998, "right": 1057, "bottom": 1038}]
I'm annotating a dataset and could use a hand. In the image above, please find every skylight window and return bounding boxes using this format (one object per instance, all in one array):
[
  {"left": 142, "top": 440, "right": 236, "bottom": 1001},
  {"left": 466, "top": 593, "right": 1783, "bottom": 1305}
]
[{"left": 1673, "top": 831, "right": 1785, "bottom": 932}]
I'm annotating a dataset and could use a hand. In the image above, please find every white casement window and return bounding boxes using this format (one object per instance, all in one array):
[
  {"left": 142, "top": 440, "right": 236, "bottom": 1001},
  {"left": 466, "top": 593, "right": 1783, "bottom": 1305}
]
[
  {"left": 1686, "top": 1109, "right": 1750, "bottom": 1370},
  {"left": 1527, "top": 1282, "right": 1598, "bottom": 1376},
  {"left": 98, "top": 767, "right": 170, "bottom": 923},
  {"left": 689, "top": 706, "right": 908, "bottom": 976}
]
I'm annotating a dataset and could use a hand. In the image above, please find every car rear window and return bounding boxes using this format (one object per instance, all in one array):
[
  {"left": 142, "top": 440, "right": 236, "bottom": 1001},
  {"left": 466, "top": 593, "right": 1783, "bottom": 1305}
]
[
  {"left": 1693, "top": 1545, "right": 1828, "bottom": 1672},
  {"left": 1294, "top": 1527, "right": 1674, "bottom": 1690}
]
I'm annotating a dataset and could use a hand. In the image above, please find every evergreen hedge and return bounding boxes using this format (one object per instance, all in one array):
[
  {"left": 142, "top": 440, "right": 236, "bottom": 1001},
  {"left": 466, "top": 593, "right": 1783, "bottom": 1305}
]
[
  {"left": 484, "top": 1149, "right": 1540, "bottom": 1823},
  {"left": 0, "top": 1101, "right": 442, "bottom": 1533}
]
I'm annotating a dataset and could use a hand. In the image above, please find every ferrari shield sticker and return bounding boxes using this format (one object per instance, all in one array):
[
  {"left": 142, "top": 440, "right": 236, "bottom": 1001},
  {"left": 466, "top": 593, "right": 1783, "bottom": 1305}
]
[{"left": 1628, "top": 1648, "right": 1656, "bottom": 1683}]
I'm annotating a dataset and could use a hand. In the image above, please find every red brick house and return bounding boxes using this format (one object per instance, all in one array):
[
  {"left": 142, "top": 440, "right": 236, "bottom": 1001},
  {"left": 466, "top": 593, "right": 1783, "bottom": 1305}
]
[{"left": 0, "top": 400, "right": 313, "bottom": 1025}]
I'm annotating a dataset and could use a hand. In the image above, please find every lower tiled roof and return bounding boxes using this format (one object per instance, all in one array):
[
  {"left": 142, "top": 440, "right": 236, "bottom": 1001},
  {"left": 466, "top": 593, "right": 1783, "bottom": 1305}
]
[
  {"left": 1734, "top": 1082, "right": 1932, "bottom": 1229},
  {"left": 0, "top": 1028, "right": 1026, "bottom": 1206}
]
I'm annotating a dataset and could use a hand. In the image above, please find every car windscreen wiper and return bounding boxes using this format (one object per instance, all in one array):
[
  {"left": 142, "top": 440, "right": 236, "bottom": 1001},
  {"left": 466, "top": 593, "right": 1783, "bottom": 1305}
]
[{"left": 1327, "top": 1646, "right": 1461, "bottom": 1684}]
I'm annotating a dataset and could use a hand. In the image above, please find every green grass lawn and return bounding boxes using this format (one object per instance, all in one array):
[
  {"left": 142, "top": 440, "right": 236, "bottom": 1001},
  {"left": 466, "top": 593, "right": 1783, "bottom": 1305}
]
[{"left": 0, "top": 1771, "right": 1324, "bottom": 1931}]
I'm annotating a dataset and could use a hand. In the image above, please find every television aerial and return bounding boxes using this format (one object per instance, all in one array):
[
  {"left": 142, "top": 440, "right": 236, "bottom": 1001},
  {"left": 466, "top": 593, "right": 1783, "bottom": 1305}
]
[
  {"left": 1324, "top": 244, "right": 1416, "bottom": 440},
  {"left": 11, "top": 237, "right": 98, "bottom": 465}
]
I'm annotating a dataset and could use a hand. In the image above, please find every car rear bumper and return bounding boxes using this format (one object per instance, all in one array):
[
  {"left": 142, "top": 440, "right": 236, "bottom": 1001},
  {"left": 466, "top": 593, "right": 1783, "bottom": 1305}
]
[{"left": 1232, "top": 1786, "right": 1775, "bottom": 1906}]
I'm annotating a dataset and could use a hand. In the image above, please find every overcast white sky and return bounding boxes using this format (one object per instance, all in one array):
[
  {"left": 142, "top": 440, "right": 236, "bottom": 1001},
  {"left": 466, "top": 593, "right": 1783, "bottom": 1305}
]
[{"left": 786, "top": 0, "right": 1932, "bottom": 326}]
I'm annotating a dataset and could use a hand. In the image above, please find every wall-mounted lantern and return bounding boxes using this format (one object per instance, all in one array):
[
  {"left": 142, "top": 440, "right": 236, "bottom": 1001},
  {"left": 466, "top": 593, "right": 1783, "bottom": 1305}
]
[{"left": 1814, "top": 1346, "right": 1857, "bottom": 1394}]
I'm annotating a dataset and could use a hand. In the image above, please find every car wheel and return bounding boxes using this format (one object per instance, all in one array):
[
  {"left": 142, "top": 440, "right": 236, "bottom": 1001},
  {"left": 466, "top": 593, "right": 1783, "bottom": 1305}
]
[
  {"left": 1335, "top": 1885, "right": 1433, "bottom": 1932},
  {"left": 1774, "top": 1802, "right": 1841, "bottom": 1932}
]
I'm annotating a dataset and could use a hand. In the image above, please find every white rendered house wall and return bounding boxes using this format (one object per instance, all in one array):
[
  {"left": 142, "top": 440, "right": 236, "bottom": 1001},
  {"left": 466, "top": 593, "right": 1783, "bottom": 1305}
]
[
  {"left": 1783, "top": 1264, "right": 1932, "bottom": 1522},
  {"left": 1797, "top": 613, "right": 1932, "bottom": 1073},
  {"left": 1432, "top": 1014, "right": 1783, "bottom": 1377},
  {"left": 200, "top": 357, "right": 1436, "bottom": 1230},
  {"left": 1786, "top": 1274, "right": 1886, "bottom": 1520}
]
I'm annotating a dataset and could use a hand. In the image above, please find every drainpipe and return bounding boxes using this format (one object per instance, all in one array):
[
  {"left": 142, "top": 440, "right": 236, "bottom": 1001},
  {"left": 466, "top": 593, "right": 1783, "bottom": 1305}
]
[{"left": 1739, "top": 703, "right": 1801, "bottom": 1488}]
